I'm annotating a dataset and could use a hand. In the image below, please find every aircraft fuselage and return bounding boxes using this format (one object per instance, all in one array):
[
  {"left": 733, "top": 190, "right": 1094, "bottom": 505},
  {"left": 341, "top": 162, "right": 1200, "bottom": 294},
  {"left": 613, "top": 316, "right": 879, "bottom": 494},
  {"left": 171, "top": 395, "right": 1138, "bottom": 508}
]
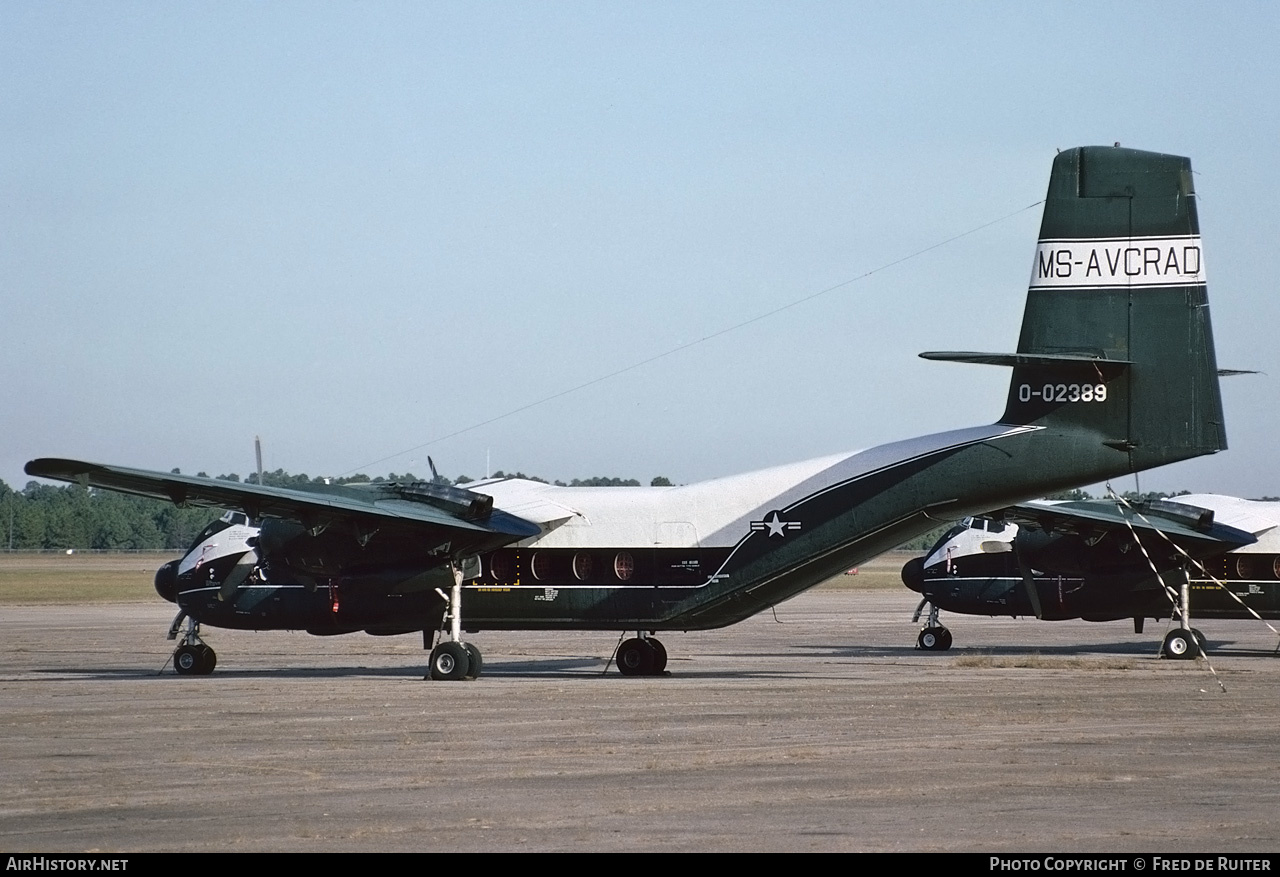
[{"left": 166, "top": 422, "right": 1158, "bottom": 637}]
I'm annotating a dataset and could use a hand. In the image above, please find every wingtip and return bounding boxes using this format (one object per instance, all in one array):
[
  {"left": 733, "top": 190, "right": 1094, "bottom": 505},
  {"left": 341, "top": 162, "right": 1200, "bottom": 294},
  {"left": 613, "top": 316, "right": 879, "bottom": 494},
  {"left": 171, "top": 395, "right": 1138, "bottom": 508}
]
[
  {"left": 24, "top": 458, "right": 108, "bottom": 483},
  {"left": 25, "top": 457, "right": 68, "bottom": 478}
]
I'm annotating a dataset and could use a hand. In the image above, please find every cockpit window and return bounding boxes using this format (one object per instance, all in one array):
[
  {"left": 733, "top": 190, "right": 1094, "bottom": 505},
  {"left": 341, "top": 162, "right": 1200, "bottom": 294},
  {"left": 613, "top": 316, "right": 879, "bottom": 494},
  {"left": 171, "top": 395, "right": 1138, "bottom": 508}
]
[
  {"left": 933, "top": 523, "right": 969, "bottom": 549},
  {"left": 191, "top": 518, "right": 230, "bottom": 547},
  {"left": 963, "top": 516, "right": 1007, "bottom": 534}
]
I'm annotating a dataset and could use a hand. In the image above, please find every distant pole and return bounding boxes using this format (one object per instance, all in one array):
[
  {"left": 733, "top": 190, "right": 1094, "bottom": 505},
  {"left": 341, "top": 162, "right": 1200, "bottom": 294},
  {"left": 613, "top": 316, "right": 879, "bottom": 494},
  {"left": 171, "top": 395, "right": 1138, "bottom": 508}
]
[{"left": 255, "top": 436, "right": 264, "bottom": 486}]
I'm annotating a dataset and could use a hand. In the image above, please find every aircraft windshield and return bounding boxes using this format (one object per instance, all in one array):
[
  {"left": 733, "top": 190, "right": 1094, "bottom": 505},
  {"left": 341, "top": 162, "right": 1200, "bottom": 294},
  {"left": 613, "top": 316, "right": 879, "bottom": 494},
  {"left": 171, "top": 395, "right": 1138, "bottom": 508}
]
[{"left": 188, "top": 511, "right": 250, "bottom": 550}]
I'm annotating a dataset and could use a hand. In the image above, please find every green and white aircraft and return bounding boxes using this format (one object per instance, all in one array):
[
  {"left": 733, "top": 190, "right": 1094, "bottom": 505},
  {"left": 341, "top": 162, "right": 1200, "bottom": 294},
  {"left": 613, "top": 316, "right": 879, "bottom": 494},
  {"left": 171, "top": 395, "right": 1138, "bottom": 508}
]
[{"left": 27, "top": 146, "right": 1227, "bottom": 680}]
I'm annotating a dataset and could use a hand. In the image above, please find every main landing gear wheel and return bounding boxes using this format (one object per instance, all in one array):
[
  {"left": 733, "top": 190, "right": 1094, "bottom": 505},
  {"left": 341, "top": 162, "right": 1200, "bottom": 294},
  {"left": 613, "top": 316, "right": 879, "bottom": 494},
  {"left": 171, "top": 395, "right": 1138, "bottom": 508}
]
[
  {"left": 1161, "top": 628, "right": 1201, "bottom": 660},
  {"left": 917, "top": 626, "right": 953, "bottom": 651},
  {"left": 425, "top": 563, "right": 483, "bottom": 681},
  {"left": 617, "top": 638, "right": 653, "bottom": 676},
  {"left": 647, "top": 638, "right": 668, "bottom": 674},
  {"left": 429, "top": 641, "right": 472, "bottom": 681},
  {"left": 463, "top": 643, "right": 483, "bottom": 680},
  {"left": 617, "top": 637, "right": 667, "bottom": 676},
  {"left": 174, "top": 643, "right": 216, "bottom": 675}
]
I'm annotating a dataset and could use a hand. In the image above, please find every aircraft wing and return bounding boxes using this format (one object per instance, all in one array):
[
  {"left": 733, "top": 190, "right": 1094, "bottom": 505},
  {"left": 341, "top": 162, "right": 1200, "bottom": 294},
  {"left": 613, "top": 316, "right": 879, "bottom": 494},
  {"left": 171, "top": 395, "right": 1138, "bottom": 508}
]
[
  {"left": 24, "top": 458, "right": 541, "bottom": 552},
  {"left": 1000, "top": 498, "right": 1257, "bottom": 554}
]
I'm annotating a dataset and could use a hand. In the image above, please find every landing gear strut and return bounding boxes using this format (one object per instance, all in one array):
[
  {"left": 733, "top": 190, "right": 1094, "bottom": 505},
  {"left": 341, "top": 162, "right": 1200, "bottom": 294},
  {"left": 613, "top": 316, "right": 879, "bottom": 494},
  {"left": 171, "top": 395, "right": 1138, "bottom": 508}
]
[
  {"left": 616, "top": 633, "right": 668, "bottom": 676},
  {"left": 169, "top": 612, "right": 217, "bottom": 675},
  {"left": 1160, "top": 572, "right": 1206, "bottom": 660},
  {"left": 912, "top": 599, "right": 953, "bottom": 651},
  {"left": 427, "top": 564, "right": 483, "bottom": 681}
]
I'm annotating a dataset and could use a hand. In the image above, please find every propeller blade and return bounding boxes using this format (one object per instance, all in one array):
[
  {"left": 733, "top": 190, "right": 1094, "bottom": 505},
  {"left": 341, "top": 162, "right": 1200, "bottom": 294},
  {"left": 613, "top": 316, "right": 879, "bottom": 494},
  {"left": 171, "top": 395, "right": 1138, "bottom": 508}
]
[
  {"left": 1013, "top": 539, "right": 1045, "bottom": 620},
  {"left": 218, "top": 551, "right": 259, "bottom": 601}
]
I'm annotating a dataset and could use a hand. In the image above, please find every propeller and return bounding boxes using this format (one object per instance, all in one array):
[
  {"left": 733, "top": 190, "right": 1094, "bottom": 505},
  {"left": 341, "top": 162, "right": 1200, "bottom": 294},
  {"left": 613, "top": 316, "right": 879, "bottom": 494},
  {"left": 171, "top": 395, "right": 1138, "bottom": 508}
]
[
  {"left": 218, "top": 550, "right": 260, "bottom": 601},
  {"left": 1012, "top": 537, "right": 1045, "bottom": 620}
]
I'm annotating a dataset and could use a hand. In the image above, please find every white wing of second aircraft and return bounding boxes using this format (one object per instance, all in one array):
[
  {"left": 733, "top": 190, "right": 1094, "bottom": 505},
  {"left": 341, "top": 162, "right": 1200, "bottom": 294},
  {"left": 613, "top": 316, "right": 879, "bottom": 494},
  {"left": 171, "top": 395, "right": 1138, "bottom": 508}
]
[{"left": 1175, "top": 494, "right": 1280, "bottom": 551}]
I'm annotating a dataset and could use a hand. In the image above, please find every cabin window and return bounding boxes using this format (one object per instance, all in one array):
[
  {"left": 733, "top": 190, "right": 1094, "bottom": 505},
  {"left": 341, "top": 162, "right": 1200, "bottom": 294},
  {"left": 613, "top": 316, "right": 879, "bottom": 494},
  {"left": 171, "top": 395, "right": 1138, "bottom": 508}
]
[
  {"left": 490, "top": 553, "right": 513, "bottom": 582},
  {"left": 614, "top": 552, "right": 634, "bottom": 581},
  {"left": 1235, "top": 556, "right": 1258, "bottom": 580},
  {"left": 1273, "top": 557, "right": 1280, "bottom": 580},
  {"left": 530, "top": 551, "right": 552, "bottom": 581},
  {"left": 573, "top": 552, "right": 593, "bottom": 581}
]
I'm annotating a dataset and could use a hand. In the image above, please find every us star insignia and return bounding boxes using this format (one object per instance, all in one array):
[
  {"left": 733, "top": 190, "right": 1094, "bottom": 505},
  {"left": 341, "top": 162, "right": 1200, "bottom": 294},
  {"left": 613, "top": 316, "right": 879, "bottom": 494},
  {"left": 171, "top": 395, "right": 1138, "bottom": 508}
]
[{"left": 751, "top": 511, "right": 801, "bottom": 538}]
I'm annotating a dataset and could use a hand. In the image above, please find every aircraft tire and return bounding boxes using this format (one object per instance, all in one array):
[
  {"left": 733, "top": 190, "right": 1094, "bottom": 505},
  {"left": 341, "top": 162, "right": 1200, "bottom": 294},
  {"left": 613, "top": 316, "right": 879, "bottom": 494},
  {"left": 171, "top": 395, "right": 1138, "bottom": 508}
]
[
  {"left": 917, "top": 626, "right": 951, "bottom": 651},
  {"left": 1162, "top": 629, "right": 1200, "bottom": 660},
  {"left": 198, "top": 645, "right": 217, "bottom": 675},
  {"left": 174, "top": 644, "right": 205, "bottom": 675},
  {"left": 1191, "top": 628, "right": 1207, "bottom": 650},
  {"left": 647, "top": 638, "right": 668, "bottom": 674},
  {"left": 617, "top": 638, "right": 655, "bottom": 676},
  {"left": 429, "top": 641, "right": 471, "bottom": 681},
  {"left": 463, "top": 643, "right": 483, "bottom": 680}
]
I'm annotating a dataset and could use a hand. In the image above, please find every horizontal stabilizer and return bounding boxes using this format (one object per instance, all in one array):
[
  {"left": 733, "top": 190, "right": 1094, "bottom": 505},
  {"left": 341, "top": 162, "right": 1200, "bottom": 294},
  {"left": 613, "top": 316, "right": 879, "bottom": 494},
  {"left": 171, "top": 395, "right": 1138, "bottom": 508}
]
[{"left": 921, "top": 351, "right": 1132, "bottom": 369}]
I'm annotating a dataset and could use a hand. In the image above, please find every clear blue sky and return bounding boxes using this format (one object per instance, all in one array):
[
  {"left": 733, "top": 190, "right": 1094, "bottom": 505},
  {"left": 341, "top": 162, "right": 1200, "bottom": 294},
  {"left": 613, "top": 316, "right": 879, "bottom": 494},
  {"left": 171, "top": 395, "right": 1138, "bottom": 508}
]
[{"left": 4, "top": 2, "right": 1278, "bottom": 497}]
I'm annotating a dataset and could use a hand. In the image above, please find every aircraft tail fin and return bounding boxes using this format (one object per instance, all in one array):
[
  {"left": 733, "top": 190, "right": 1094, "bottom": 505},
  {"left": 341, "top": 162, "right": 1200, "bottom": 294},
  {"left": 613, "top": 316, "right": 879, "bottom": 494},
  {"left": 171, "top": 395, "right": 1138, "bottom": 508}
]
[{"left": 926, "top": 146, "right": 1226, "bottom": 473}]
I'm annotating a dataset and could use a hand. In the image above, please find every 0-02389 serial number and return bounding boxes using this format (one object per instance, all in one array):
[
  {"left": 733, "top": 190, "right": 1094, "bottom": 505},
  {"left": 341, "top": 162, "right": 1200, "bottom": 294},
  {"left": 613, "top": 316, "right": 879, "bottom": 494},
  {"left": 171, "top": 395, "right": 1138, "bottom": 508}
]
[{"left": 1017, "top": 383, "right": 1108, "bottom": 403}]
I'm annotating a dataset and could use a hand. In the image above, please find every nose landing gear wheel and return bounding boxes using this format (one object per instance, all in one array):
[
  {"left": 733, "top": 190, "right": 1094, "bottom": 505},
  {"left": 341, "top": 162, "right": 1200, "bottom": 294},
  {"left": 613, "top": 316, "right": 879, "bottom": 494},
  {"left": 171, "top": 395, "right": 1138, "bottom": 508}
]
[
  {"left": 174, "top": 643, "right": 216, "bottom": 675},
  {"left": 917, "top": 626, "right": 953, "bottom": 651}
]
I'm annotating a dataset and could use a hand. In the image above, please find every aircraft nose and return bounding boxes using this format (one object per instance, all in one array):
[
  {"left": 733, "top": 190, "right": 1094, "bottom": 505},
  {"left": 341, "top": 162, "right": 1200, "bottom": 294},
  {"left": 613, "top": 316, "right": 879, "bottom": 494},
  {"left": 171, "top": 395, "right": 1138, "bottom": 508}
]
[
  {"left": 154, "top": 560, "right": 180, "bottom": 603},
  {"left": 901, "top": 556, "right": 927, "bottom": 593}
]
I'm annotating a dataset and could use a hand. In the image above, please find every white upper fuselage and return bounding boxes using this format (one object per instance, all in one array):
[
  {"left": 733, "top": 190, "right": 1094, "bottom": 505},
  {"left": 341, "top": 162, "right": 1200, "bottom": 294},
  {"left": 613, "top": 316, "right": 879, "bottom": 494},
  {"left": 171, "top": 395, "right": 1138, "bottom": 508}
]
[
  {"left": 468, "top": 422, "right": 1043, "bottom": 553},
  {"left": 466, "top": 451, "right": 851, "bottom": 550}
]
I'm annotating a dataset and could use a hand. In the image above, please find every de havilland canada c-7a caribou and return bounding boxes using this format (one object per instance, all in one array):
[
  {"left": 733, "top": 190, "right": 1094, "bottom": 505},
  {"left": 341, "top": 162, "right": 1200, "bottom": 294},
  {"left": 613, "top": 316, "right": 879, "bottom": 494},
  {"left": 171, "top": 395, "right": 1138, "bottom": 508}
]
[
  {"left": 901, "top": 493, "right": 1280, "bottom": 659},
  {"left": 27, "top": 146, "right": 1229, "bottom": 680}
]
